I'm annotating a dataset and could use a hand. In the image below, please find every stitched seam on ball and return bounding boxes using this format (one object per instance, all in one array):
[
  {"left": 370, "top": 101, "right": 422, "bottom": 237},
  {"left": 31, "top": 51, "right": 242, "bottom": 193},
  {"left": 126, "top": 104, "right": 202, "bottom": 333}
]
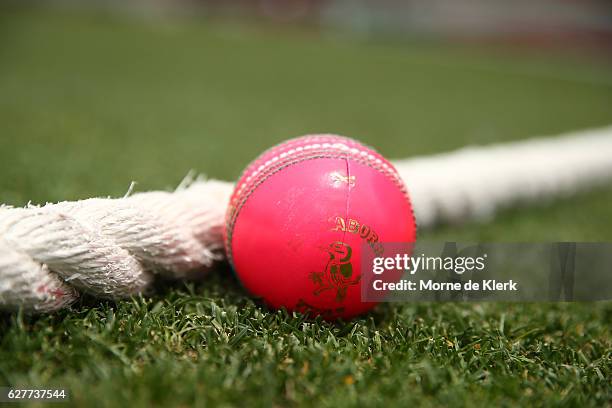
[
  {"left": 234, "top": 137, "right": 400, "bottom": 195},
  {"left": 233, "top": 145, "right": 403, "bottom": 204},
  {"left": 225, "top": 152, "right": 416, "bottom": 266},
  {"left": 239, "top": 135, "right": 372, "bottom": 176},
  {"left": 235, "top": 136, "right": 358, "bottom": 186},
  {"left": 227, "top": 152, "right": 412, "bottom": 251},
  {"left": 341, "top": 158, "right": 351, "bottom": 251},
  {"left": 240, "top": 153, "right": 404, "bottom": 202},
  {"left": 231, "top": 148, "right": 406, "bottom": 223}
]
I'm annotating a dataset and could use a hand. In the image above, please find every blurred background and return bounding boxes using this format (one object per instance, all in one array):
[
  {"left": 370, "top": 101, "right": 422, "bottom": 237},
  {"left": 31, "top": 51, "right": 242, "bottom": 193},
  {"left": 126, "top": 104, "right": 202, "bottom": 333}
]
[
  {"left": 1, "top": 0, "right": 611, "bottom": 241},
  {"left": 21, "top": 0, "right": 612, "bottom": 51}
]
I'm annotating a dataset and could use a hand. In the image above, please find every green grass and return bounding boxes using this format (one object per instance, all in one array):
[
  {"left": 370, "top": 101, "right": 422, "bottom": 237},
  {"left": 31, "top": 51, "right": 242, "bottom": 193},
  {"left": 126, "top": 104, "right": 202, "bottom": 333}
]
[{"left": 1, "top": 7, "right": 611, "bottom": 407}]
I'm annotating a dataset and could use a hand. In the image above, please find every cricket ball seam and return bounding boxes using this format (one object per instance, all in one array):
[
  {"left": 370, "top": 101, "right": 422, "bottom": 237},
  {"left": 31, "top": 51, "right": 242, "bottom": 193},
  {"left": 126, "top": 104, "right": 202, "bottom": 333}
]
[
  {"left": 225, "top": 138, "right": 417, "bottom": 268},
  {"left": 233, "top": 141, "right": 406, "bottom": 206},
  {"left": 235, "top": 135, "right": 403, "bottom": 197}
]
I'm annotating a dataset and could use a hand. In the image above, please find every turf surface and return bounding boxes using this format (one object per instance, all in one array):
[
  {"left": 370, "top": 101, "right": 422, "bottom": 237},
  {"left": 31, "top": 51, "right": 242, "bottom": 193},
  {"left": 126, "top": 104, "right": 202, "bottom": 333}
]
[{"left": 0, "top": 7, "right": 611, "bottom": 407}]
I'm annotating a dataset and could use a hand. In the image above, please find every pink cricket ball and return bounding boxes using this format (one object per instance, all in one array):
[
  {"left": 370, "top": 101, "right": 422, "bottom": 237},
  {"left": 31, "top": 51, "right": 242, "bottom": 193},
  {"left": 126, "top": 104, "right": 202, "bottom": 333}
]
[{"left": 224, "top": 135, "right": 416, "bottom": 319}]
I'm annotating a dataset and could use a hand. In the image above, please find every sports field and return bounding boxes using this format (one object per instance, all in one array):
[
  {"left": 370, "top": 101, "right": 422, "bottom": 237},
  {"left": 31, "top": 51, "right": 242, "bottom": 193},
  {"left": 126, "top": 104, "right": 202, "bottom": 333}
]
[{"left": 1, "top": 8, "right": 611, "bottom": 407}]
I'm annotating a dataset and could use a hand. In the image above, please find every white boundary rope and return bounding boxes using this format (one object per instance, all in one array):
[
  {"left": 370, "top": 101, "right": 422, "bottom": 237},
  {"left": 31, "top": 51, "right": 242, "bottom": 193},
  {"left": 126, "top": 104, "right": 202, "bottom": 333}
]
[
  {"left": 0, "top": 181, "right": 232, "bottom": 312},
  {"left": 395, "top": 126, "right": 612, "bottom": 227},
  {"left": 1, "top": 126, "right": 611, "bottom": 312}
]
